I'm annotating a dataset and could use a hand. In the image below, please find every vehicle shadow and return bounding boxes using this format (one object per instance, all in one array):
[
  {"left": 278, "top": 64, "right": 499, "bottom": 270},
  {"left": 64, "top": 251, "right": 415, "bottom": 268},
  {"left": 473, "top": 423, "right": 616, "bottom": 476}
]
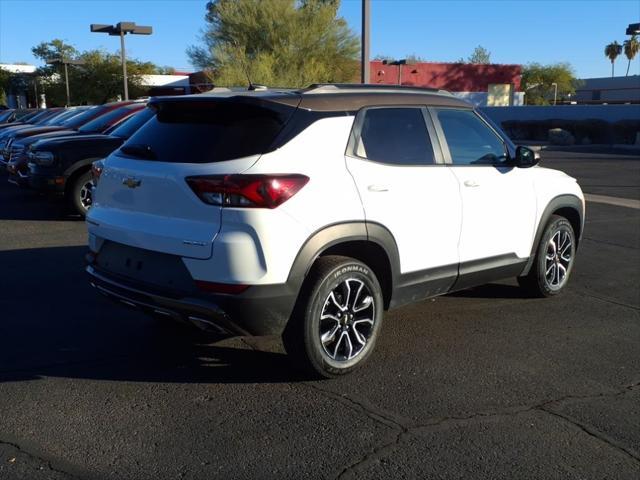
[
  {"left": 447, "top": 282, "right": 531, "bottom": 299},
  {"left": 0, "top": 245, "right": 307, "bottom": 384},
  {"left": 0, "top": 178, "right": 81, "bottom": 221}
]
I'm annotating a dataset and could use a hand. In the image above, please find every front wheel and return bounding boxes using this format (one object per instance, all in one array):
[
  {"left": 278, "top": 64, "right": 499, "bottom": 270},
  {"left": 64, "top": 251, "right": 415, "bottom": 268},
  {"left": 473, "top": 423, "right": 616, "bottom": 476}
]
[
  {"left": 283, "top": 256, "right": 384, "bottom": 378},
  {"left": 69, "top": 170, "right": 94, "bottom": 217},
  {"left": 518, "top": 214, "right": 576, "bottom": 297}
]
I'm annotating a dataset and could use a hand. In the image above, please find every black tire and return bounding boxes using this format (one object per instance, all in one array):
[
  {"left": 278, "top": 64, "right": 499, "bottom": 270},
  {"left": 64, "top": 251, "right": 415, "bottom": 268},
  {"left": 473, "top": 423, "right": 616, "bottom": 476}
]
[
  {"left": 282, "top": 255, "right": 384, "bottom": 378},
  {"left": 68, "top": 170, "right": 94, "bottom": 217},
  {"left": 518, "top": 214, "right": 576, "bottom": 297}
]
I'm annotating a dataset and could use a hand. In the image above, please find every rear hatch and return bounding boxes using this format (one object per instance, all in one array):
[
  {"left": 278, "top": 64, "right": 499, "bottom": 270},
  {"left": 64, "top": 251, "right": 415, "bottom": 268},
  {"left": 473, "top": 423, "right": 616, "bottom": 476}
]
[{"left": 88, "top": 96, "right": 299, "bottom": 260}]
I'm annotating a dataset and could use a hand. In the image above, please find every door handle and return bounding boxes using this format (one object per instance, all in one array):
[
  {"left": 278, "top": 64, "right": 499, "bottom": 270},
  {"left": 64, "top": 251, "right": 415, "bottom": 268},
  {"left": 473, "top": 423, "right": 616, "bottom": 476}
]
[
  {"left": 368, "top": 184, "right": 389, "bottom": 192},
  {"left": 463, "top": 180, "right": 480, "bottom": 188}
]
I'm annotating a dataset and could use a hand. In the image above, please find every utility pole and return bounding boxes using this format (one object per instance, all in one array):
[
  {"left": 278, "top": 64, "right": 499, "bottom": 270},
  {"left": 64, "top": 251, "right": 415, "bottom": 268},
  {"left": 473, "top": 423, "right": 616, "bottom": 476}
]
[{"left": 361, "top": 0, "right": 370, "bottom": 84}]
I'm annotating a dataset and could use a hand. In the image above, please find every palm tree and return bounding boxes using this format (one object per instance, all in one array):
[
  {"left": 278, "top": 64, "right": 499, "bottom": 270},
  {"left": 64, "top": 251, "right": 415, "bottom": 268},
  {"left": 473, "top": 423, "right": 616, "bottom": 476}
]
[
  {"left": 623, "top": 35, "right": 639, "bottom": 76},
  {"left": 605, "top": 41, "right": 623, "bottom": 77}
]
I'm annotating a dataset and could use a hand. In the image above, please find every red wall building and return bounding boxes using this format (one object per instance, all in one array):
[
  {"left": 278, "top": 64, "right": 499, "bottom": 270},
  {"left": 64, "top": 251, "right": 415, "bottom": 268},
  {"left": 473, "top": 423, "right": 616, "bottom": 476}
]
[{"left": 370, "top": 61, "right": 522, "bottom": 92}]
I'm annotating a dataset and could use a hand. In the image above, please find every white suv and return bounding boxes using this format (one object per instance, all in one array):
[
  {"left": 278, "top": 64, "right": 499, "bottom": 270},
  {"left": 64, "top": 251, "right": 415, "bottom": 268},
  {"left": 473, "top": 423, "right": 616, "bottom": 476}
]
[{"left": 86, "top": 84, "right": 584, "bottom": 377}]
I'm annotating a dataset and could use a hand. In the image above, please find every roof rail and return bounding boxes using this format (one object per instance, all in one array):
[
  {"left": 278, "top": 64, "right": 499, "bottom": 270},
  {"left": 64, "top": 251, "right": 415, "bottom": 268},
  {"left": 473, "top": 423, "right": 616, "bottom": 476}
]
[{"left": 301, "top": 83, "right": 453, "bottom": 96}]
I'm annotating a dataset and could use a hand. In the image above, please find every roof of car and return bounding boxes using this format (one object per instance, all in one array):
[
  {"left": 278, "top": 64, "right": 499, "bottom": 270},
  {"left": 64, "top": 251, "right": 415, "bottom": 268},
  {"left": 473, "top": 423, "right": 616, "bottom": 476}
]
[{"left": 150, "top": 84, "right": 472, "bottom": 112}]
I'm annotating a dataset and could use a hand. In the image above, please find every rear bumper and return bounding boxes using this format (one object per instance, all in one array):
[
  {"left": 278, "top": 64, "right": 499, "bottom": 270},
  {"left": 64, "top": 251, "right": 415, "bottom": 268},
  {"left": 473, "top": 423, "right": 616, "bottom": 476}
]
[{"left": 86, "top": 263, "right": 298, "bottom": 336}]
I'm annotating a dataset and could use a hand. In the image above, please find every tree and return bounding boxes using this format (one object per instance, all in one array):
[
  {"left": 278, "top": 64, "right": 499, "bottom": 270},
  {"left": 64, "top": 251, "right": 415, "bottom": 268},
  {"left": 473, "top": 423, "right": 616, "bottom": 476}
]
[
  {"left": 522, "top": 62, "right": 578, "bottom": 105},
  {"left": 467, "top": 45, "right": 491, "bottom": 64},
  {"left": 187, "top": 0, "right": 360, "bottom": 87},
  {"left": 604, "top": 41, "right": 622, "bottom": 77},
  {"left": 31, "top": 39, "right": 158, "bottom": 105},
  {"left": 623, "top": 35, "right": 639, "bottom": 76}
]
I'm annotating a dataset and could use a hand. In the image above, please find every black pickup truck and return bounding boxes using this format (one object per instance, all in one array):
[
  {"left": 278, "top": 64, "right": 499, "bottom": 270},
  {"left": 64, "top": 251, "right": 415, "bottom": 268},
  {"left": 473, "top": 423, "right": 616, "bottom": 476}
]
[{"left": 27, "top": 108, "right": 154, "bottom": 215}]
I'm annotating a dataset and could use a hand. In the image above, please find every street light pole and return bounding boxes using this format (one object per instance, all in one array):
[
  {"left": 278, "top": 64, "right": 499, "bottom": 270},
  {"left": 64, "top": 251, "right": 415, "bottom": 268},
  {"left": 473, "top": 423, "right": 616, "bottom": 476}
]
[
  {"left": 551, "top": 82, "right": 558, "bottom": 106},
  {"left": 46, "top": 58, "right": 84, "bottom": 106},
  {"left": 119, "top": 30, "right": 128, "bottom": 100},
  {"left": 64, "top": 62, "right": 70, "bottom": 106},
  {"left": 90, "top": 22, "right": 152, "bottom": 101},
  {"left": 361, "top": 0, "right": 370, "bottom": 84}
]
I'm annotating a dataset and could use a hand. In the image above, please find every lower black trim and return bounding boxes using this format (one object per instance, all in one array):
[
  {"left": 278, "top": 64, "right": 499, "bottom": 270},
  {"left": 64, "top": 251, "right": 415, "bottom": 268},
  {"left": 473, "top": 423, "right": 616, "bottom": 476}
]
[
  {"left": 390, "top": 263, "right": 457, "bottom": 309},
  {"left": 390, "top": 254, "right": 528, "bottom": 308},
  {"left": 451, "top": 254, "right": 528, "bottom": 292}
]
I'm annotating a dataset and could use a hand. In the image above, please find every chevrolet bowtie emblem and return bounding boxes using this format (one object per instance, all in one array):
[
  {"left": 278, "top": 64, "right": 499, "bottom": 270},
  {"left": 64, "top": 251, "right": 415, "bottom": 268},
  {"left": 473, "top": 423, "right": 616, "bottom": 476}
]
[{"left": 122, "top": 177, "right": 142, "bottom": 188}]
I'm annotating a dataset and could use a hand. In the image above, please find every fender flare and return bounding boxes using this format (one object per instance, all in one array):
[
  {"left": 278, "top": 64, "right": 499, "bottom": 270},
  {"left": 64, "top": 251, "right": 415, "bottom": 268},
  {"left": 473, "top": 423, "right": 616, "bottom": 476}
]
[
  {"left": 286, "top": 221, "right": 401, "bottom": 290},
  {"left": 521, "top": 194, "right": 584, "bottom": 275},
  {"left": 63, "top": 157, "right": 102, "bottom": 179}
]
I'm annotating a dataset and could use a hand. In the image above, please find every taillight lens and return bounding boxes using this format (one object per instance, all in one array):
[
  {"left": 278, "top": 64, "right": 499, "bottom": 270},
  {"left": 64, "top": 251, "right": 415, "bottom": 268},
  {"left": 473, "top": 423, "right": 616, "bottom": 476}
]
[{"left": 186, "top": 174, "right": 309, "bottom": 208}]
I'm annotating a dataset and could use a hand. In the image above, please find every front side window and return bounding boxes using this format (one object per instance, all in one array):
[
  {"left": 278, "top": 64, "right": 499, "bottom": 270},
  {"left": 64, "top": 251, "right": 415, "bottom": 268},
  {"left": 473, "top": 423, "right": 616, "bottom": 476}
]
[
  {"left": 435, "top": 109, "right": 507, "bottom": 165},
  {"left": 352, "top": 107, "right": 434, "bottom": 166}
]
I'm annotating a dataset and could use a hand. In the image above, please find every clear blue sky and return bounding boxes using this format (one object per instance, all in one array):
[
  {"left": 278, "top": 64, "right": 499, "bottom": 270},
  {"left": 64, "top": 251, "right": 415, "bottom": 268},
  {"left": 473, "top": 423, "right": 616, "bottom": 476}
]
[{"left": 1, "top": 0, "right": 638, "bottom": 78}]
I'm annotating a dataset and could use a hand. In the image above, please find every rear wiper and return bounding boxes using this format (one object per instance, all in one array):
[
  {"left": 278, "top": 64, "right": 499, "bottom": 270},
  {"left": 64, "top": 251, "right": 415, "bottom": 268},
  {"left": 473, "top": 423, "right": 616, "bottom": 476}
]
[{"left": 120, "top": 144, "right": 157, "bottom": 160}]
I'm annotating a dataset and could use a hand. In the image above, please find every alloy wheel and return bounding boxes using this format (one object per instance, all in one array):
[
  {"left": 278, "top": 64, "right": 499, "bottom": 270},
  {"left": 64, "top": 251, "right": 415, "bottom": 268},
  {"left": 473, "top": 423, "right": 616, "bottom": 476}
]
[
  {"left": 319, "top": 278, "right": 375, "bottom": 362},
  {"left": 79, "top": 180, "right": 94, "bottom": 211},
  {"left": 544, "top": 229, "right": 572, "bottom": 289}
]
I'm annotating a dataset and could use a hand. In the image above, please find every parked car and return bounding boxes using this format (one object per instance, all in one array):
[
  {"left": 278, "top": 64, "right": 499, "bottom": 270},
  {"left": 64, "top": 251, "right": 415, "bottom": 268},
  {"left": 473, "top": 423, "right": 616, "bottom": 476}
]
[
  {"left": 0, "top": 109, "right": 16, "bottom": 123},
  {"left": 0, "top": 102, "right": 133, "bottom": 154},
  {"left": 86, "top": 85, "right": 585, "bottom": 378},
  {"left": 0, "top": 107, "right": 64, "bottom": 133},
  {"left": 27, "top": 107, "right": 154, "bottom": 215},
  {"left": 3, "top": 103, "right": 143, "bottom": 181}
]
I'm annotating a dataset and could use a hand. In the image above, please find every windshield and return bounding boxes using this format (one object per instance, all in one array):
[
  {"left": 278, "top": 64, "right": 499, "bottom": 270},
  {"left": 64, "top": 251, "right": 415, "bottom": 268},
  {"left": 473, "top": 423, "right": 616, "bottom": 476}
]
[
  {"left": 44, "top": 107, "right": 91, "bottom": 126},
  {"left": 0, "top": 110, "right": 14, "bottom": 122},
  {"left": 30, "top": 109, "right": 61, "bottom": 124},
  {"left": 61, "top": 106, "right": 106, "bottom": 129},
  {"left": 119, "top": 99, "right": 293, "bottom": 163},
  {"left": 107, "top": 108, "right": 155, "bottom": 138},
  {"left": 78, "top": 104, "right": 143, "bottom": 134}
]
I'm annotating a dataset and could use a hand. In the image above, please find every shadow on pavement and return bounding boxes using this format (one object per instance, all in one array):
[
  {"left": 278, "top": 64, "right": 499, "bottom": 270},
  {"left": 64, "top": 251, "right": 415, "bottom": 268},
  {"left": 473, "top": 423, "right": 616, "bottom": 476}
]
[
  {"left": 0, "top": 245, "right": 307, "bottom": 384},
  {"left": 448, "top": 283, "right": 531, "bottom": 299},
  {"left": 0, "top": 174, "right": 80, "bottom": 221}
]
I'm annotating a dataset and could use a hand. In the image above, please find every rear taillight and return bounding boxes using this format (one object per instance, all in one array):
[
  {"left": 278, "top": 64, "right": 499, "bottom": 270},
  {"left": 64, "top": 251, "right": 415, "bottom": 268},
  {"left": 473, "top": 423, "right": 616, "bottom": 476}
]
[{"left": 186, "top": 174, "right": 309, "bottom": 208}]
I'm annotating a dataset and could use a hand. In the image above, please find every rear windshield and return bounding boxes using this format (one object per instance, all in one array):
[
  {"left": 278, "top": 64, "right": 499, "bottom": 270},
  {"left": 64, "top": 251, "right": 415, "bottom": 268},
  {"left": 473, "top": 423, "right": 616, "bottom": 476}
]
[
  {"left": 107, "top": 108, "right": 155, "bottom": 138},
  {"left": 117, "top": 99, "right": 293, "bottom": 163}
]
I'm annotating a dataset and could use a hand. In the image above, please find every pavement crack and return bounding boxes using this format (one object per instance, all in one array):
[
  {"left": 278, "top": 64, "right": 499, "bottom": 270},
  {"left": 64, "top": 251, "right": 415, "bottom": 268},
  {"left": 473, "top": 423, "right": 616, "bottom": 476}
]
[
  {"left": 572, "top": 290, "right": 640, "bottom": 312},
  {"left": 536, "top": 406, "right": 640, "bottom": 464},
  {"left": 582, "top": 236, "right": 639, "bottom": 251},
  {"left": 0, "top": 438, "right": 83, "bottom": 479}
]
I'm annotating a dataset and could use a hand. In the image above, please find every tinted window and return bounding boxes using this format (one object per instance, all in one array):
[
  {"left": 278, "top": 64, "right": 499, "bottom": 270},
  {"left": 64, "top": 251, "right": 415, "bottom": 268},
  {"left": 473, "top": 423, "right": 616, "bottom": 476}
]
[
  {"left": 0, "top": 110, "right": 13, "bottom": 122},
  {"left": 435, "top": 109, "right": 506, "bottom": 165},
  {"left": 353, "top": 108, "right": 434, "bottom": 166},
  {"left": 119, "top": 99, "right": 292, "bottom": 163},
  {"left": 79, "top": 105, "right": 142, "bottom": 133},
  {"left": 108, "top": 108, "right": 155, "bottom": 139},
  {"left": 62, "top": 106, "right": 106, "bottom": 129}
]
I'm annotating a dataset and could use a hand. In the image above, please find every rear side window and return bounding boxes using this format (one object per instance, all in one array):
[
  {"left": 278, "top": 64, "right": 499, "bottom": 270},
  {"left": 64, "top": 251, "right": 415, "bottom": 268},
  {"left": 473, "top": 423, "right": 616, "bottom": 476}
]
[
  {"left": 352, "top": 108, "right": 434, "bottom": 166},
  {"left": 435, "top": 109, "right": 507, "bottom": 165},
  {"left": 118, "top": 99, "right": 293, "bottom": 163}
]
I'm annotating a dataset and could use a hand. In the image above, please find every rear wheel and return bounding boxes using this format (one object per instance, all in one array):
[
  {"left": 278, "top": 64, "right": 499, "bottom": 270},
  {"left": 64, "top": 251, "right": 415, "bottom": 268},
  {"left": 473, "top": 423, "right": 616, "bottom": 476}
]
[
  {"left": 283, "top": 256, "right": 384, "bottom": 378},
  {"left": 69, "top": 170, "right": 94, "bottom": 217},
  {"left": 518, "top": 215, "right": 576, "bottom": 297}
]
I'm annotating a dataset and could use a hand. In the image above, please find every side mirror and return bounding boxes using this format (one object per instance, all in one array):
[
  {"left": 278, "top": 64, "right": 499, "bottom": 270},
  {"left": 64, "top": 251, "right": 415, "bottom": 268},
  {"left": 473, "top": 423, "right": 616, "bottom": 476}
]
[{"left": 514, "top": 146, "right": 540, "bottom": 168}]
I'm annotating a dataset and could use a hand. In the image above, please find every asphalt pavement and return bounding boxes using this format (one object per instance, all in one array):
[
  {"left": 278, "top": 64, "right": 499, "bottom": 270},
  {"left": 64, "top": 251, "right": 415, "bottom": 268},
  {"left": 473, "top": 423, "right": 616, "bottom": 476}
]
[{"left": 0, "top": 149, "right": 639, "bottom": 480}]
